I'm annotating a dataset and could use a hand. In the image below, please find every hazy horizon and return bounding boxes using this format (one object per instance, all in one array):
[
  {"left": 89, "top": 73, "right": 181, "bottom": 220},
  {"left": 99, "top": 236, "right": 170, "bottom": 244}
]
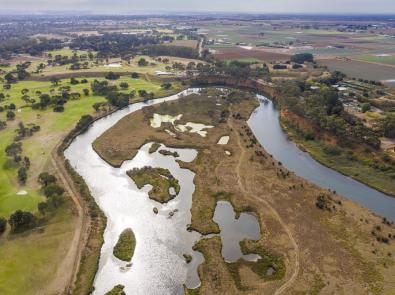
[{"left": 1, "top": 0, "right": 395, "bottom": 15}]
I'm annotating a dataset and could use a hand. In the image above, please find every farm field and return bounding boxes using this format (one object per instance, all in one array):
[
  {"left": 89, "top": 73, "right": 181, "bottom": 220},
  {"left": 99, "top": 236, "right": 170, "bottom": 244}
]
[
  {"left": 354, "top": 53, "right": 395, "bottom": 65},
  {"left": 213, "top": 47, "right": 290, "bottom": 62},
  {"left": 318, "top": 58, "right": 395, "bottom": 87}
]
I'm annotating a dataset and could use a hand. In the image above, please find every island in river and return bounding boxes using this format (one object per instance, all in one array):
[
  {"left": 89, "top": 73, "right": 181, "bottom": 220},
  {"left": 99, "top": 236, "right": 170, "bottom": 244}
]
[{"left": 93, "top": 88, "right": 395, "bottom": 294}]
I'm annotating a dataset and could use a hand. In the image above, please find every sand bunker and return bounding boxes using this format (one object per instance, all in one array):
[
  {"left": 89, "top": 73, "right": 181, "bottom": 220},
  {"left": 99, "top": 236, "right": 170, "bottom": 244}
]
[{"left": 103, "top": 63, "right": 122, "bottom": 68}]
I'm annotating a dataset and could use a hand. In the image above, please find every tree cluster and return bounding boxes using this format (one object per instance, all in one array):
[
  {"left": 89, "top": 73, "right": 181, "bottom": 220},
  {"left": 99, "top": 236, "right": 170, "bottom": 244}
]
[
  {"left": 277, "top": 80, "right": 381, "bottom": 149},
  {"left": 37, "top": 172, "right": 65, "bottom": 215}
]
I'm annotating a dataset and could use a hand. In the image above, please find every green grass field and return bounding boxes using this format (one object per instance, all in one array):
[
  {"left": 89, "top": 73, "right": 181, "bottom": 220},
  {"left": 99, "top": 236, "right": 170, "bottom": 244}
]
[
  {"left": 0, "top": 73, "right": 181, "bottom": 294},
  {"left": 0, "top": 76, "right": 179, "bottom": 217},
  {"left": 0, "top": 206, "right": 77, "bottom": 295}
]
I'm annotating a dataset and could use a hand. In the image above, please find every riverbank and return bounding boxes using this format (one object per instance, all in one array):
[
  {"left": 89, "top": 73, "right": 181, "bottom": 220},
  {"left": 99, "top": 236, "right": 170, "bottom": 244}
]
[{"left": 92, "top": 88, "right": 395, "bottom": 294}]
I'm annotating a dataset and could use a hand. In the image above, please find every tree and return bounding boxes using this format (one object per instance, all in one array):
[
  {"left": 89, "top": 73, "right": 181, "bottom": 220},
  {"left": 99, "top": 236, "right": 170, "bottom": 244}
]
[
  {"left": 8, "top": 210, "right": 36, "bottom": 233},
  {"left": 75, "top": 115, "right": 94, "bottom": 131},
  {"left": 4, "top": 72, "right": 17, "bottom": 84},
  {"left": 53, "top": 106, "right": 65, "bottom": 112},
  {"left": 83, "top": 88, "right": 90, "bottom": 96},
  {"left": 37, "top": 202, "right": 48, "bottom": 215},
  {"left": 70, "top": 77, "right": 79, "bottom": 85},
  {"left": 39, "top": 94, "right": 51, "bottom": 107},
  {"left": 131, "top": 72, "right": 139, "bottom": 79},
  {"left": 5, "top": 142, "right": 22, "bottom": 160},
  {"left": 361, "top": 103, "right": 371, "bottom": 113},
  {"left": 18, "top": 167, "right": 27, "bottom": 184},
  {"left": 291, "top": 53, "right": 314, "bottom": 64},
  {"left": 105, "top": 71, "right": 120, "bottom": 80},
  {"left": 50, "top": 77, "right": 60, "bottom": 86},
  {"left": 381, "top": 116, "right": 395, "bottom": 138},
  {"left": 138, "top": 89, "right": 148, "bottom": 97},
  {"left": 119, "top": 82, "right": 129, "bottom": 89},
  {"left": 138, "top": 58, "right": 148, "bottom": 67},
  {"left": 38, "top": 172, "right": 57, "bottom": 186},
  {"left": 0, "top": 217, "right": 6, "bottom": 234},
  {"left": 92, "top": 102, "right": 104, "bottom": 112},
  {"left": 161, "top": 82, "right": 172, "bottom": 90},
  {"left": 43, "top": 183, "right": 64, "bottom": 198}
]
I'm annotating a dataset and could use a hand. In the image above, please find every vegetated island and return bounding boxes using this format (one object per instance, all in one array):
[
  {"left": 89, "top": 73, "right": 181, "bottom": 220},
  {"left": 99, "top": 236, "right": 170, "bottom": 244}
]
[
  {"left": 127, "top": 166, "right": 180, "bottom": 203},
  {"left": 105, "top": 284, "right": 126, "bottom": 295},
  {"left": 113, "top": 228, "right": 136, "bottom": 262}
]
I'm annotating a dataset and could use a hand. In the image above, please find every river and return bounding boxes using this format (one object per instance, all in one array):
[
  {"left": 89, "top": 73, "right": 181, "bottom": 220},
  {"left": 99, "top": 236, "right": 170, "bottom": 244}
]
[{"left": 248, "top": 95, "right": 395, "bottom": 222}]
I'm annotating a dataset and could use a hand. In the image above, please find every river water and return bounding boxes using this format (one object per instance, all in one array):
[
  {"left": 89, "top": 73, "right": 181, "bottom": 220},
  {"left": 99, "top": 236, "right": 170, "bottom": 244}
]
[
  {"left": 64, "top": 89, "right": 395, "bottom": 294},
  {"left": 65, "top": 89, "right": 205, "bottom": 294}
]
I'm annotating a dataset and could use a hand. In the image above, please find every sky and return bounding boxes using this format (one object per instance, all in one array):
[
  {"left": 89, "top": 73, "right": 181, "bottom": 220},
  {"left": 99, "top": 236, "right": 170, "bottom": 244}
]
[{"left": 1, "top": 0, "right": 395, "bottom": 14}]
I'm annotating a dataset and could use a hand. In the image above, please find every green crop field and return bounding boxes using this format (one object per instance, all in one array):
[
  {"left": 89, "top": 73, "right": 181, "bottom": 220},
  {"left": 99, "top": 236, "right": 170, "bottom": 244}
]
[{"left": 354, "top": 54, "right": 395, "bottom": 65}]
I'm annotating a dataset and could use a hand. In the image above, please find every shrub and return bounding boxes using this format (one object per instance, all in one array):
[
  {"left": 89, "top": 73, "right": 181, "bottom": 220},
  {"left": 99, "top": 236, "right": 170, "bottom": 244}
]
[
  {"left": 292, "top": 63, "right": 303, "bottom": 69},
  {"left": 323, "top": 145, "right": 342, "bottom": 156},
  {"left": 273, "top": 64, "right": 287, "bottom": 70}
]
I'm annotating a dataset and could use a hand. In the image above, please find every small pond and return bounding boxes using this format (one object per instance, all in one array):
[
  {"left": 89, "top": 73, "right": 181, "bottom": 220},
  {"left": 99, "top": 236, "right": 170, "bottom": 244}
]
[{"left": 213, "top": 201, "right": 261, "bottom": 262}]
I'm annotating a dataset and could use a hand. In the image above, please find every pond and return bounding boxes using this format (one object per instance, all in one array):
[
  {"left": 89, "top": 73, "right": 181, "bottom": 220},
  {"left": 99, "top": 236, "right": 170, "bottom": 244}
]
[{"left": 213, "top": 201, "right": 261, "bottom": 262}]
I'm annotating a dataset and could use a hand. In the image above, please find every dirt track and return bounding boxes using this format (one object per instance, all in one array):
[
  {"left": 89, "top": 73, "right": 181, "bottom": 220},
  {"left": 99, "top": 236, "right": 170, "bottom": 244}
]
[
  {"left": 228, "top": 115, "right": 300, "bottom": 295},
  {"left": 43, "top": 142, "right": 90, "bottom": 295}
]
